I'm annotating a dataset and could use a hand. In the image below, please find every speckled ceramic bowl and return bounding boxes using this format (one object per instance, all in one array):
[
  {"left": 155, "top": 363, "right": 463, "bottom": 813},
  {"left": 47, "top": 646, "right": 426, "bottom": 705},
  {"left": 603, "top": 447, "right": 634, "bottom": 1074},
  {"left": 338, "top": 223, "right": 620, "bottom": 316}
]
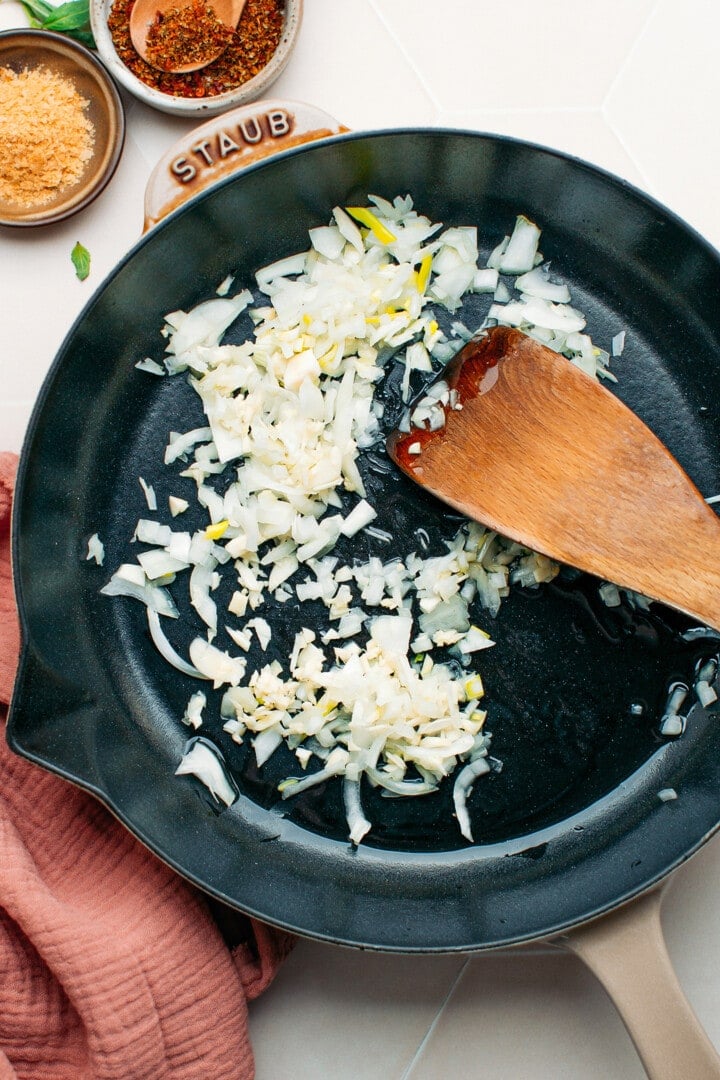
[
  {"left": 0, "top": 29, "right": 125, "bottom": 227},
  {"left": 91, "top": 0, "right": 302, "bottom": 118}
]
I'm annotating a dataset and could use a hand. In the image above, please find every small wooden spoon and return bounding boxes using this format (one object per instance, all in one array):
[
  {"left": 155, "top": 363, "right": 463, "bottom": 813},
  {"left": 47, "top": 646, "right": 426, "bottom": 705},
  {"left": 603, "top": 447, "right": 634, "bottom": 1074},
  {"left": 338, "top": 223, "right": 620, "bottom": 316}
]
[
  {"left": 129, "top": 0, "right": 246, "bottom": 74},
  {"left": 387, "top": 325, "right": 720, "bottom": 630}
]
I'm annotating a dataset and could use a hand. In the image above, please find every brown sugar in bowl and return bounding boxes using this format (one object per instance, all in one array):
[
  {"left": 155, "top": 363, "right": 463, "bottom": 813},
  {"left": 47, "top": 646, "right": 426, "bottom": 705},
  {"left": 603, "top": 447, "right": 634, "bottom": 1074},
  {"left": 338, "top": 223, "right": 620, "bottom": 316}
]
[
  {"left": 91, "top": 0, "right": 302, "bottom": 117},
  {"left": 0, "top": 29, "right": 125, "bottom": 228}
]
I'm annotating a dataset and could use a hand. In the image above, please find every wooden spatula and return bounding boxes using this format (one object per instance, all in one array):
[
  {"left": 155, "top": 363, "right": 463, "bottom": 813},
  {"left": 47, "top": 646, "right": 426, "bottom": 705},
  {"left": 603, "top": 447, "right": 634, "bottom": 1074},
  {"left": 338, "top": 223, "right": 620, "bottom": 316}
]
[{"left": 386, "top": 325, "right": 720, "bottom": 630}]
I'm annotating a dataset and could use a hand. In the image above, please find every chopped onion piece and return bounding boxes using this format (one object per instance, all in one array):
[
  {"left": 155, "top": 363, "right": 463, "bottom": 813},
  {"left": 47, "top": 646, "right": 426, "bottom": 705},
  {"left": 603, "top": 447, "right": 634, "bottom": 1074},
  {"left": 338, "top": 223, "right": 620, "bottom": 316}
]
[
  {"left": 190, "top": 564, "right": 218, "bottom": 633},
  {"left": 114, "top": 562, "right": 145, "bottom": 586},
  {"left": 175, "top": 739, "right": 237, "bottom": 807},
  {"left": 369, "top": 614, "right": 413, "bottom": 657},
  {"left": 341, "top": 499, "right": 377, "bottom": 537},
  {"left": 101, "top": 571, "right": 178, "bottom": 618},
  {"left": 498, "top": 215, "right": 541, "bottom": 275},
  {"left": 366, "top": 767, "right": 437, "bottom": 797},
  {"left": 138, "top": 549, "right": 188, "bottom": 580},
  {"left": 486, "top": 236, "right": 509, "bottom": 269},
  {"left": 226, "top": 625, "right": 252, "bottom": 651},
  {"left": 147, "top": 609, "right": 207, "bottom": 678},
  {"left": 660, "top": 714, "right": 685, "bottom": 737},
  {"left": 169, "top": 496, "right": 189, "bottom": 517},
  {"left": 164, "top": 427, "right": 212, "bottom": 465},
  {"left": 343, "top": 777, "right": 372, "bottom": 845},
  {"left": 419, "top": 594, "right": 469, "bottom": 638},
  {"left": 309, "top": 225, "right": 345, "bottom": 260},
  {"left": 86, "top": 533, "right": 105, "bottom": 565},
  {"left": 515, "top": 265, "right": 571, "bottom": 303},
  {"left": 183, "top": 691, "right": 206, "bottom": 729},
  {"left": 135, "top": 357, "right": 165, "bottom": 376},
  {"left": 138, "top": 477, "right": 157, "bottom": 511},
  {"left": 279, "top": 747, "right": 349, "bottom": 798},
  {"left": 188, "top": 638, "right": 246, "bottom": 688},
  {"left": 256, "top": 252, "right": 307, "bottom": 291},
  {"left": 244, "top": 617, "right": 270, "bottom": 650},
  {"left": 473, "top": 267, "right": 499, "bottom": 293},
  {"left": 453, "top": 756, "right": 490, "bottom": 842},
  {"left": 134, "top": 519, "right": 173, "bottom": 546},
  {"left": 254, "top": 727, "right": 283, "bottom": 767},
  {"left": 489, "top": 298, "right": 586, "bottom": 334},
  {"left": 165, "top": 293, "right": 251, "bottom": 362},
  {"left": 457, "top": 627, "right": 495, "bottom": 655}
]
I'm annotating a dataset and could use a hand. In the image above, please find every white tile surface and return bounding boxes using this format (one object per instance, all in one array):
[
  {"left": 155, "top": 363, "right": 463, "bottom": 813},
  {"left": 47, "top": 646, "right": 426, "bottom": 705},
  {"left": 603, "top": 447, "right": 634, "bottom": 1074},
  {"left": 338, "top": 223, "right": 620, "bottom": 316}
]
[
  {"left": 434, "top": 107, "right": 646, "bottom": 188},
  {"left": 249, "top": 943, "right": 467, "bottom": 1080},
  {"left": 605, "top": 0, "right": 720, "bottom": 249},
  {"left": 405, "top": 953, "right": 646, "bottom": 1080},
  {"left": 369, "top": 0, "right": 658, "bottom": 110},
  {"left": 3, "top": 3, "right": 720, "bottom": 1078}
]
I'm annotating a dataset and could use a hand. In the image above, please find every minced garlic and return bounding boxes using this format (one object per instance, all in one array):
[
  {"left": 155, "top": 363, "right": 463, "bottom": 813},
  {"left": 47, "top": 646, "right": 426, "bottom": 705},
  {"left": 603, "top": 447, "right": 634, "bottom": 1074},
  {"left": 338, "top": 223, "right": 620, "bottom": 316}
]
[{"left": 0, "top": 65, "right": 95, "bottom": 207}]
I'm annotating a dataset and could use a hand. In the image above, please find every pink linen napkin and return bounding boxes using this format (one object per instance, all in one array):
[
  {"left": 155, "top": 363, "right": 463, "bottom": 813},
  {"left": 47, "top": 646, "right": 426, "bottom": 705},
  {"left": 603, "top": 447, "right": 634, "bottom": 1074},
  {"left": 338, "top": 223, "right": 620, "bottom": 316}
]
[{"left": 0, "top": 452, "right": 294, "bottom": 1080}]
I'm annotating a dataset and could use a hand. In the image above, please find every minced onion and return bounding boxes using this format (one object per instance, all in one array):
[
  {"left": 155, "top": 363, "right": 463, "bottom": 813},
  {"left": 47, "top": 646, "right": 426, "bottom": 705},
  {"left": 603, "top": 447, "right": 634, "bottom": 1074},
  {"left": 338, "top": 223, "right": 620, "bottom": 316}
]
[
  {"left": 86, "top": 533, "right": 105, "bottom": 565},
  {"left": 101, "top": 195, "right": 657, "bottom": 846},
  {"left": 183, "top": 691, "right": 206, "bottom": 729},
  {"left": 138, "top": 477, "right": 157, "bottom": 511},
  {"left": 135, "top": 357, "right": 165, "bottom": 376}
]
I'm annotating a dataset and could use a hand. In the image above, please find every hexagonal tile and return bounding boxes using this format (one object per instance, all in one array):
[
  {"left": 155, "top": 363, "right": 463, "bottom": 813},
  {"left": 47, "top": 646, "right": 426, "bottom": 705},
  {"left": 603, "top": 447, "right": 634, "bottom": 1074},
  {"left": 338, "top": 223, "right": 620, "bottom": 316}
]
[
  {"left": 605, "top": 0, "right": 720, "bottom": 248},
  {"left": 272, "top": 0, "right": 436, "bottom": 130},
  {"left": 369, "top": 0, "right": 657, "bottom": 110},
  {"left": 433, "top": 107, "right": 647, "bottom": 187},
  {"left": 405, "top": 952, "right": 646, "bottom": 1080},
  {"left": 249, "top": 941, "right": 467, "bottom": 1080}
]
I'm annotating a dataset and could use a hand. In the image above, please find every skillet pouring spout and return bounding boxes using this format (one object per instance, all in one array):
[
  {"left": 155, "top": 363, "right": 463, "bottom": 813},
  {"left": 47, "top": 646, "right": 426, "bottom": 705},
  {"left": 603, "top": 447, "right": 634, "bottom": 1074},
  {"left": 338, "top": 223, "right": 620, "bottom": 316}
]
[{"left": 387, "top": 325, "right": 720, "bottom": 632}]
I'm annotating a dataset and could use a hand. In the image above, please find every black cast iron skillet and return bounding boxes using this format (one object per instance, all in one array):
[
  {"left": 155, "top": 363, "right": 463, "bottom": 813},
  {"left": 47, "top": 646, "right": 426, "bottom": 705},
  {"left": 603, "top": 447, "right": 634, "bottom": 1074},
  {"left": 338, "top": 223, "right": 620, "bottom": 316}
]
[{"left": 8, "top": 108, "right": 720, "bottom": 1076}]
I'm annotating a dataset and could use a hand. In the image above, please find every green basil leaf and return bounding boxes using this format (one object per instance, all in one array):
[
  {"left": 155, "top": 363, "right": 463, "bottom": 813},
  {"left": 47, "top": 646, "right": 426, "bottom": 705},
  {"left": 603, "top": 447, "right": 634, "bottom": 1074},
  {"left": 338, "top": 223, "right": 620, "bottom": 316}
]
[
  {"left": 66, "top": 28, "right": 96, "bottom": 45},
  {"left": 71, "top": 242, "right": 91, "bottom": 282},
  {"left": 15, "top": 0, "right": 54, "bottom": 25},
  {"left": 43, "top": 0, "right": 91, "bottom": 29},
  {"left": 13, "top": 0, "right": 95, "bottom": 46}
]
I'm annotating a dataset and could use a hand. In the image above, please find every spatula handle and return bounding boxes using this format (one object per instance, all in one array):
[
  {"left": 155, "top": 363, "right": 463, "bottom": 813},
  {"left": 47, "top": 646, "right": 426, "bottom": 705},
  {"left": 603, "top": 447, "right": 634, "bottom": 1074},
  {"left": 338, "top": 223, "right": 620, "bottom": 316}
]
[{"left": 557, "top": 887, "right": 720, "bottom": 1079}]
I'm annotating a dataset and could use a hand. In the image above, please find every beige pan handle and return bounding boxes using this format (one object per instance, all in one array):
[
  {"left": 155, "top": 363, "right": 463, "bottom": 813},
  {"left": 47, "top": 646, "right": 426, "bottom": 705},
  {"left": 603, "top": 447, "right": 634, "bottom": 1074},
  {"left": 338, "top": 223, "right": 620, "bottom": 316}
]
[
  {"left": 555, "top": 886, "right": 720, "bottom": 1079},
  {"left": 143, "top": 99, "right": 349, "bottom": 231}
]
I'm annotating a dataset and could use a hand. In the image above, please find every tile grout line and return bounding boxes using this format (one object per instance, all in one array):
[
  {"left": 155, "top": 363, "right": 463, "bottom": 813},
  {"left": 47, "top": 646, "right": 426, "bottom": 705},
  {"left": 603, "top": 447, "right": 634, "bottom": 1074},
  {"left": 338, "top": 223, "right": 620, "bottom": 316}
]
[
  {"left": 365, "top": 0, "right": 443, "bottom": 118},
  {"left": 598, "top": 0, "right": 662, "bottom": 197},
  {"left": 434, "top": 105, "right": 602, "bottom": 118},
  {"left": 603, "top": 118, "right": 657, "bottom": 198},
  {"left": 601, "top": 0, "right": 662, "bottom": 113},
  {"left": 399, "top": 958, "right": 471, "bottom": 1080}
]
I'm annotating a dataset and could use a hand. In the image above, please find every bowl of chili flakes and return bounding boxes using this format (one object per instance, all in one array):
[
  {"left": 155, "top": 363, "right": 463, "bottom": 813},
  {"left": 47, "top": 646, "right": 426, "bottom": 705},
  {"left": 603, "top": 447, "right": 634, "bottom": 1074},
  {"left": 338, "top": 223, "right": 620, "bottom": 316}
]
[{"left": 91, "top": 0, "right": 302, "bottom": 117}]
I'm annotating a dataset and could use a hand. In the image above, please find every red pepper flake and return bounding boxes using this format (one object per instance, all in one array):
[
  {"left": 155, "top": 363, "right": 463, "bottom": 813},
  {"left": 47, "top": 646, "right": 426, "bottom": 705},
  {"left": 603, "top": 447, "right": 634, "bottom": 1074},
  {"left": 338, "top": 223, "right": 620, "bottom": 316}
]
[
  {"left": 145, "top": 0, "right": 234, "bottom": 71},
  {"left": 108, "top": 0, "right": 284, "bottom": 97}
]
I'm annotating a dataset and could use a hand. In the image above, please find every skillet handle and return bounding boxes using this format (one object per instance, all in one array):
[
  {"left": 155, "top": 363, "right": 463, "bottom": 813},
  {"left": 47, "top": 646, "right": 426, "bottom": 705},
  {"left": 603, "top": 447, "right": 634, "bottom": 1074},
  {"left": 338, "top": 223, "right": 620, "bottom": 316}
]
[
  {"left": 143, "top": 99, "right": 349, "bottom": 231},
  {"left": 556, "top": 886, "right": 720, "bottom": 1080},
  {"left": 6, "top": 642, "right": 103, "bottom": 794}
]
